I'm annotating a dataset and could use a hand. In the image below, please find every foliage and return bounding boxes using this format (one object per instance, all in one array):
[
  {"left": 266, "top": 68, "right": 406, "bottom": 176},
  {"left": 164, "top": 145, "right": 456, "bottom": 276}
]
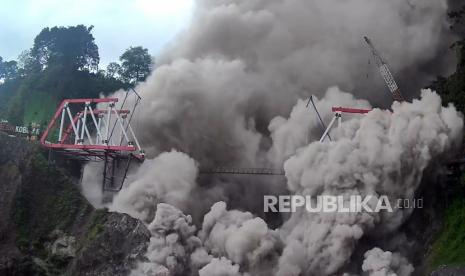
[
  {"left": 13, "top": 149, "right": 87, "bottom": 251},
  {"left": 0, "top": 135, "right": 98, "bottom": 274},
  {"left": 426, "top": 7, "right": 465, "bottom": 272},
  {"left": 0, "top": 77, "right": 22, "bottom": 119},
  {"left": 106, "top": 62, "right": 122, "bottom": 79},
  {"left": 17, "top": 49, "right": 40, "bottom": 76},
  {"left": 23, "top": 92, "right": 56, "bottom": 126},
  {"left": 449, "top": 5, "right": 465, "bottom": 28},
  {"left": 430, "top": 5, "right": 465, "bottom": 113},
  {"left": 76, "top": 209, "right": 108, "bottom": 252},
  {"left": 428, "top": 198, "right": 465, "bottom": 270},
  {"left": 0, "top": 56, "right": 19, "bottom": 81},
  {"left": 429, "top": 70, "right": 465, "bottom": 113},
  {"left": 31, "top": 25, "right": 99, "bottom": 72},
  {"left": 0, "top": 63, "right": 131, "bottom": 125},
  {"left": 0, "top": 24, "right": 152, "bottom": 126},
  {"left": 119, "top": 46, "right": 152, "bottom": 83}
]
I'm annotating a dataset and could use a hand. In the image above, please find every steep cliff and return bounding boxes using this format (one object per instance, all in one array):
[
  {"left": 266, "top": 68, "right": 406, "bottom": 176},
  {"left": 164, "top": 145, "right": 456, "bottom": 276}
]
[{"left": 0, "top": 133, "right": 150, "bottom": 275}]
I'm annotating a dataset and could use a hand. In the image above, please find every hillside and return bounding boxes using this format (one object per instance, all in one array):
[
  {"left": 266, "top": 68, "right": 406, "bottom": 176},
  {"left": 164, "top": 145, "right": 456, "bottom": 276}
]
[{"left": 0, "top": 133, "right": 149, "bottom": 275}]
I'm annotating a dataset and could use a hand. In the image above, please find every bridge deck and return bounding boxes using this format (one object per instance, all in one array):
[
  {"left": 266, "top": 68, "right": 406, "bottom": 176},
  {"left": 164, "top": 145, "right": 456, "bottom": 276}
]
[{"left": 199, "top": 167, "right": 285, "bottom": 175}]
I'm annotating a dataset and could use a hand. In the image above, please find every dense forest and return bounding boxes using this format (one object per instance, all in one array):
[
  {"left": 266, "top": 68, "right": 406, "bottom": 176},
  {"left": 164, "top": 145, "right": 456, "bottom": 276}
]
[
  {"left": 423, "top": 6, "right": 465, "bottom": 271},
  {"left": 0, "top": 25, "right": 152, "bottom": 127},
  {"left": 431, "top": 5, "right": 465, "bottom": 112}
]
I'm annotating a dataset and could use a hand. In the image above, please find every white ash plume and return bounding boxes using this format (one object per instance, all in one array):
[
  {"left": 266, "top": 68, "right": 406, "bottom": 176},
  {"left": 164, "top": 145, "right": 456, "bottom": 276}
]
[
  {"left": 81, "top": 0, "right": 456, "bottom": 207},
  {"left": 159, "top": 0, "right": 452, "bottom": 105},
  {"left": 131, "top": 203, "right": 204, "bottom": 276},
  {"left": 81, "top": 0, "right": 454, "bottom": 199},
  {"left": 81, "top": 162, "right": 104, "bottom": 208},
  {"left": 198, "top": 201, "right": 281, "bottom": 275},
  {"left": 110, "top": 0, "right": 453, "bottom": 166},
  {"left": 120, "top": 58, "right": 265, "bottom": 167},
  {"left": 362, "top": 247, "right": 414, "bottom": 276},
  {"left": 111, "top": 151, "right": 198, "bottom": 222},
  {"left": 77, "top": 0, "right": 463, "bottom": 274},
  {"left": 133, "top": 201, "right": 280, "bottom": 276},
  {"left": 198, "top": 257, "right": 245, "bottom": 276},
  {"left": 121, "top": 90, "right": 462, "bottom": 276},
  {"left": 277, "top": 90, "right": 462, "bottom": 275},
  {"left": 268, "top": 86, "right": 372, "bottom": 165}
]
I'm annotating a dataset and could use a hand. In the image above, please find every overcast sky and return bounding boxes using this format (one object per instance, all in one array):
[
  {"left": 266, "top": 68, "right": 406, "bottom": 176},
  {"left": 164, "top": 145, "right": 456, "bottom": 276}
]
[{"left": 0, "top": 0, "right": 194, "bottom": 67}]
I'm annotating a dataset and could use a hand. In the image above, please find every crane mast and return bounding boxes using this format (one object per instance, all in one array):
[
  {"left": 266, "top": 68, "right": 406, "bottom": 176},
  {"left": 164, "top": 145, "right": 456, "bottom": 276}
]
[{"left": 364, "top": 36, "right": 404, "bottom": 102}]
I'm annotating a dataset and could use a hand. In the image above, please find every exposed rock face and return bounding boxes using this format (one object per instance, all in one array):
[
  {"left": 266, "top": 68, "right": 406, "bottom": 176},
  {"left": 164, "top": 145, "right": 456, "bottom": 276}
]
[
  {"left": 67, "top": 212, "right": 150, "bottom": 276},
  {"left": 48, "top": 230, "right": 77, "bottom": 259},
  {"left": 0, "top": 134, "right": 150, "bottom": 275},
  {"left": 431, "top": 266, "right": 465, "bottom": 276},
  {"left": 0, "top": 134, "right": 37, "bottom": 275}
]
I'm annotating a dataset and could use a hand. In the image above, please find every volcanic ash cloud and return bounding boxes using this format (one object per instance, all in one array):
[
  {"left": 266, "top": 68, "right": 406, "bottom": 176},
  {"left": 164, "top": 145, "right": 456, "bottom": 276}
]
[
  {"left": 115, "top": 0, "right": 452, "bottom": 165},
  {"left": 277, "top": 90, "right": 462, "bottom": 275},
  {"left": 128, "top": 90, "right": 463, "bottom": 276},
  {"left": 80, "top": 0, "right": 461, "bottom": 273},
  {"left": 111, "top": 151, "right": 199, "bottom": 222},
  {"left": 362, "top": 247, "right": 414, "bottom": 276}
]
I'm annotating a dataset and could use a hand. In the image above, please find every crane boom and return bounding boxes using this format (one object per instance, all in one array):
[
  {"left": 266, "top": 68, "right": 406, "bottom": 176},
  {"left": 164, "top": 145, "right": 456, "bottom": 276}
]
[{"left": 364, "top": 36, "right": 404, "bottom": 102}]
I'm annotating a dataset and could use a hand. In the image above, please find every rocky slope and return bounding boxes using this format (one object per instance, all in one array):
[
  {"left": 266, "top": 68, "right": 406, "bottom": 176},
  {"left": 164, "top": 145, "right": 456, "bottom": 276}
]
[{"left": 0, "top": 133, "right": 150, "bottom": 275}]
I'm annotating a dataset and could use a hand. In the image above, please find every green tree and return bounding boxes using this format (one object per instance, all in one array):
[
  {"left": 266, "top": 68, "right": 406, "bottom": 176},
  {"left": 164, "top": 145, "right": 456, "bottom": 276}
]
[
  {"left": 119, "top": 46, "right": 152, "bottom": 83},
  {"left": 106, "top": 62, "right": 122, "bottom": 79},
  {"left": 31, "top": 25, "right": 99, "bottom": 71},
  {"left": 429, "top": 5, "right": 465, "bottom": 113},
  {"left": 17, "top": 50, "right": 41, "bottom": 75},
  {"left": 449, "top": 5, "right": 465, "bottom": 29},
  {"left": 0, "top": 26, "right": 132, "bottom": 125},
  {"left": 0, "top": 56, "right": 18, "bottom": 80}
]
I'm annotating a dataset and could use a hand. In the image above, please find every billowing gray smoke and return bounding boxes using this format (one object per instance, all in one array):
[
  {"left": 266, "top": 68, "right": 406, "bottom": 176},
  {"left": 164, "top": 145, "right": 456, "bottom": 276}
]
[
  {"left": 111, "top": 151, "right": 198, "bottom": 221},
  {"left": 107, "top": 0, "right": 455, "bottom": 164},
  {"left": 276, "top": 90, "right": 462, "bottom": 275},
  {"left": 108, "top": 90, "right": 462, "bottom": 276},
  {"left": 157, "top": 0, "right": 453, "bottom": 106},
  {"left": 80, "top": 0, "right": 464, "bottom": 275},
  {"left": 362, "top": 248, "right": 414, "bottom": 276}
]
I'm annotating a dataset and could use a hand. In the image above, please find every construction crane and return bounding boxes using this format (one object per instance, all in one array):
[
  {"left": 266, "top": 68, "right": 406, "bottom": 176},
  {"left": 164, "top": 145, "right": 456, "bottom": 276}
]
[{"left": 364, "top": 36, "right": 404, "bottom": 102}]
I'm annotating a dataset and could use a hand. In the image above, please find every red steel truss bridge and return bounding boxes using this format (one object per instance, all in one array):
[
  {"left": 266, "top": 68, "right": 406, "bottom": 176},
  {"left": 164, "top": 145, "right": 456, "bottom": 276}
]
[{"left": 40, "top": 94, "right": 144, "bottom": 191}]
